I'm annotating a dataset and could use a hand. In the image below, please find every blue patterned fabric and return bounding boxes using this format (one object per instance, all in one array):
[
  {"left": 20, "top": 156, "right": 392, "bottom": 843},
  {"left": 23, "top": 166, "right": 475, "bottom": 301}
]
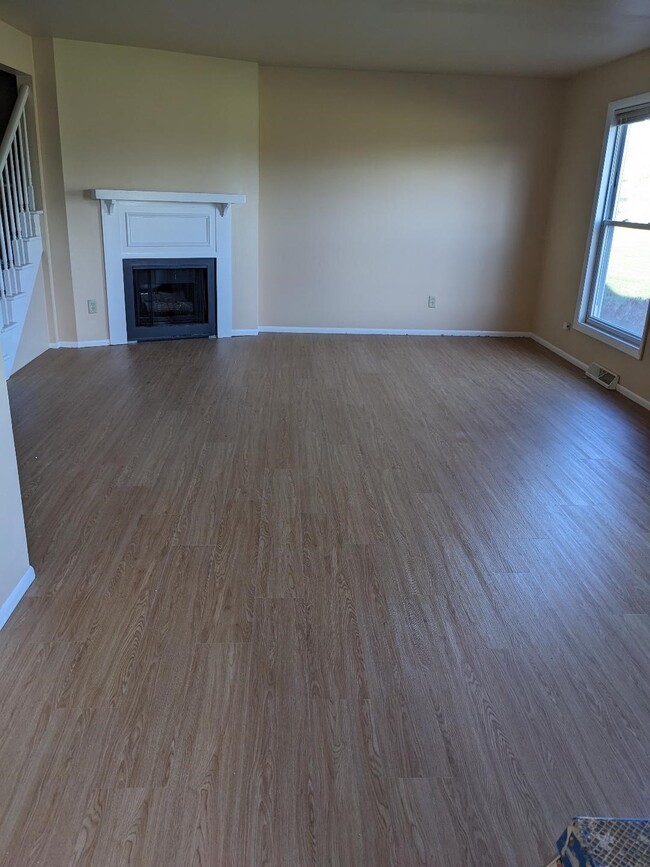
[{"left": 557, "top": 817, "right": 650, "bottom": 866}]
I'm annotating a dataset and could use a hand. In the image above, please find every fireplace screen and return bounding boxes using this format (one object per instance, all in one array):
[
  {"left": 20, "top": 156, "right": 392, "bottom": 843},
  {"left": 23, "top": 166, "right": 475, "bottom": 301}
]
[{"left": 123, "top": 258, "right": 216, "bottom": 341}]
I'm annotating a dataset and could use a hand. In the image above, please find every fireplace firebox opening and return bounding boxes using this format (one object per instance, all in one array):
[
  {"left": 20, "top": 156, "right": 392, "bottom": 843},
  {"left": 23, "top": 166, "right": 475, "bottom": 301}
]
[{"left": 123, "top": 258, "right": 216, "bottom": 341}]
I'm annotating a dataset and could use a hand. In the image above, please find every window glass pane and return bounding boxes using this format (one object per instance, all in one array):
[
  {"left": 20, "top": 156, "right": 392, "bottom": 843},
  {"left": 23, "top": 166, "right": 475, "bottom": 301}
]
[
  {"left": 611, "top": 118, "right": 650, "bottom": 223},
  {"left": 590, "top": 225, "right": 650, "bottom": 338}
]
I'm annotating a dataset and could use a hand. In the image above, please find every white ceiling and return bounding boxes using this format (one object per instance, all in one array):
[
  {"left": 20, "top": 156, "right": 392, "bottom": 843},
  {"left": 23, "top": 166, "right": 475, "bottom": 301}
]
[{"left": 1, "top": 0, "right": 650, "bottom": 77}]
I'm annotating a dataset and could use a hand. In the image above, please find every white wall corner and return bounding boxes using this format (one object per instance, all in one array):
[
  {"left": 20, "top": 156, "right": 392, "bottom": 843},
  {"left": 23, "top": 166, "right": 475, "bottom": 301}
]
[{"left": 0, "top": 565, "right": 35, "bottom": 631}]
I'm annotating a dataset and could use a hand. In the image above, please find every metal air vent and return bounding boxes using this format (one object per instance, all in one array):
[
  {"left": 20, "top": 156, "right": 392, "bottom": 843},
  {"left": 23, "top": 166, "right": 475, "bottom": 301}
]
[{"left": 586, "top": 362, "right": 619, "bottom": 390}]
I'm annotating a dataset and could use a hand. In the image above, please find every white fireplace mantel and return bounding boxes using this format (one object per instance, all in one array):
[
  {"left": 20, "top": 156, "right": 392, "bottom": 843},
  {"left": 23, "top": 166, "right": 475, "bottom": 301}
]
[
  {"left": 90, "top": 189, "right": 246, "bottom": 215},
  {"left": 89, "top": 189, "right": 246, "bottom": 343}
]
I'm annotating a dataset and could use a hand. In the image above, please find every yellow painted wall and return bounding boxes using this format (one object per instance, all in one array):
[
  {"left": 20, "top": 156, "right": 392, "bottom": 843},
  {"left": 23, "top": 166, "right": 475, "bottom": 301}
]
[
  {"left": 50, "top": 39, "right": 259, "bottom": 340},
  {"left": 0, "top": 19, "right": 33, "bottom": 75},
  {"left": 260, "top": 67, "right": 563, "bottom": 332},
  {"left": 32, "top": 37, "right": 77, "bottom": 344},
  {"left": 534, "top": 48, "right": 650, "bottom": 402}
]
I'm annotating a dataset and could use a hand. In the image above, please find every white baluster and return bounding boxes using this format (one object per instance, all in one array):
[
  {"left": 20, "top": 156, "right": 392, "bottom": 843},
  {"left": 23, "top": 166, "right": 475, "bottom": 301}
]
[
  {"left": 0, "top": 170, "right": 18, "bottom": 296},
  {"left": 0, "top": 275, "right": 10, "bottom": 327},
  {"left": 20, "top": 111, "right": 35, "bottom": 211},
  {"left": 0, "top": 178, "right": 11, "bottom": 288},
  {"left": 16, "top": 113, "right": 34, "bottom": 236},
  {"left": 12, "top": 138, "right": 28, "bottom": 243},
  {"left": 6, "top": 145, "right": 25, "bottom": 266},
  {"left": 0, "top": 85, "right": 38, "bottom": 342},
  {"left": 0, "top": 289, "right": 10, "bottom": 329},
  {"left": 0, "top": 236, "right": 11, "bottom": 325},
  {"left": 0, "top": 205, "right": 10, "bottom": 326}
]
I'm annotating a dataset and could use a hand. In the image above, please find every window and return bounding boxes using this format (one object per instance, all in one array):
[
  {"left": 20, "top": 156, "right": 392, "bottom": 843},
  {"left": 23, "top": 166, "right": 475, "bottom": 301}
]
[{"left": 576, "top": 93, "right": 650, "bottom": 359}]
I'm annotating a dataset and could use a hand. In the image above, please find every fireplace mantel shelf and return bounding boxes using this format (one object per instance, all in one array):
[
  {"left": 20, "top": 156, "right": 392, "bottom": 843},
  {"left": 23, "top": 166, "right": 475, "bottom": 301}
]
[{"left": 88, "top": 189, "right": 246, "bottom": 215}]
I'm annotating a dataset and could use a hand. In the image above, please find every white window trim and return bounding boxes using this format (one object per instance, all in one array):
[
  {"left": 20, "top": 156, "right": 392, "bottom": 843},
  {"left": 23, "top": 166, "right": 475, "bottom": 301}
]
[{"left": 574, "top": 91, "right": 650, "bottom": 360}]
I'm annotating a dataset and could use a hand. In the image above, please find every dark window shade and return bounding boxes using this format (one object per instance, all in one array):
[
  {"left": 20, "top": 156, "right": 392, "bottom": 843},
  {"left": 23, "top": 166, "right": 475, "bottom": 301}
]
[{"left": 615, "top": 103, "right": 650, "bottom": 126}]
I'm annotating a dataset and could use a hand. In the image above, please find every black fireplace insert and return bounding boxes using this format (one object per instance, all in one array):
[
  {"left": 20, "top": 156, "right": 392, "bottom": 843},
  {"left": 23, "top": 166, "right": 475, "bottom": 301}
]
[{"left": 123, "top": 258, "right": 216, "bottom": 341}]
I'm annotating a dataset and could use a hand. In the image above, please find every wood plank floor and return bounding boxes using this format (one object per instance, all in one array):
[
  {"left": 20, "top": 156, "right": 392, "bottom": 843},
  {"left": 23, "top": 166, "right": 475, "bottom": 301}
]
[{"left": 1, "top": 335, "right": 649, "bottom": 866}]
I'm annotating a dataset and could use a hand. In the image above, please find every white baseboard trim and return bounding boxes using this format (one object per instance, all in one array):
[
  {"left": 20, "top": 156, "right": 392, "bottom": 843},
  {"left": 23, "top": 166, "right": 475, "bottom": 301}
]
[
  {"left": 49, "top": 329, "right": 534, "bottom": 343},
  {"left": 529, "top": 333, "right": 588, "bottom": 371},
  {"left": 529, "top": 333, "right": 650, "bottom": 411},
  {"left": 258, "top": 326, "right": 531, "bottom": 337},
  {"left": 616, "top": 383, "right": 650, "bottom": 411},
  {"left": 0, "top": 565, "right": 35, "bottom": 631},
  {"left": 50, "top": 339, "right": 111, "bottom": 349}
]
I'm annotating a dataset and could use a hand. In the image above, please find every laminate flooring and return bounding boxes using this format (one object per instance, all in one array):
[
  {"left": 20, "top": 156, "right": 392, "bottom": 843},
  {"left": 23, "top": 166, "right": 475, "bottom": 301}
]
[{"left": 1, "top": 335, "right": 649, "bottom": 866}]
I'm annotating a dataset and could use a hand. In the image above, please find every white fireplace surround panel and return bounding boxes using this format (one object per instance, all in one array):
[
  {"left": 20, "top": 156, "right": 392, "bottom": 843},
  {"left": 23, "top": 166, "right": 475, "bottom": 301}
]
[{"left": 89, "top": 190, "right": 246, "bottom": 343}]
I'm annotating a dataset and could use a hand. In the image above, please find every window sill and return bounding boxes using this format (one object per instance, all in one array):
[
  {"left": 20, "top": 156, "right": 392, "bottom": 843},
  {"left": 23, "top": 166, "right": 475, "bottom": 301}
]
[{"left": 574, "top": 320, "right": 644, "bottom": 360}]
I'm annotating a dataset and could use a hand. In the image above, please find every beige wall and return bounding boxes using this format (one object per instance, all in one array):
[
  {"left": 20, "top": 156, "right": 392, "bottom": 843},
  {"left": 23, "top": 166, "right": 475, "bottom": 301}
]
[
  {"left": 2, "top": 24, "right": 649, "bottom": 405},
  {"left": 0, "top": 18, "right": 33, "bottom": 75},
  {"left": 260, "top": 67, "right": 563, "bottom": 331},
  {"left": 51, "top": 39, "right": 259, "bottom": 340},
  {"left": 32, "top": 36, "right": 77, "bottom": 344},
  {"left": 0, "top": 360, "right": 30, "bottom": 615},
  {"left": 534, "top": 49, "right": 650, "bottom": 402}
]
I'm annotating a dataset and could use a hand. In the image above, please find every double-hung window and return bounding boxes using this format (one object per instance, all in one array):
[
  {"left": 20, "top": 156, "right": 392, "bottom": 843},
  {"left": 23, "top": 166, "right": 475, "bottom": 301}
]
[{"left": 576, "top": 93, "right": 650, "bottom": 359}]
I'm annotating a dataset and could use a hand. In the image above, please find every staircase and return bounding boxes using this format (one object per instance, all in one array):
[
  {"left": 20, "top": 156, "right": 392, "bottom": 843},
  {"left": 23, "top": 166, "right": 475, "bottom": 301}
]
[{"left": 0, "top": 84, "right": 43, "bottom": 378}]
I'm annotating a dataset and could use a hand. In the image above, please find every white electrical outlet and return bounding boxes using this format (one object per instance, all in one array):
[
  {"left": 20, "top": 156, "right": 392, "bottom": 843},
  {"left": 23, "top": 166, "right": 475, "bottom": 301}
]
[
  {"left": 562, "top": 320, "right": 571, "bottom": 330},
  {"left": 428, "top": 295, "right": 436, "bottom": 309},
  {"left": 87, "top": 299, "right": 98, "bottom": 314}
]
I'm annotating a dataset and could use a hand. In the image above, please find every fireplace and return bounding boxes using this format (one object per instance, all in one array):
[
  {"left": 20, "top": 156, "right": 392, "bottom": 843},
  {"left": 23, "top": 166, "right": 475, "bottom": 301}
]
[
  {"left": 90, "top": 191, "right": 245, "bottom": 342},
  {"left": 123, "top": 258, "right": 216, "bottom": 341}
]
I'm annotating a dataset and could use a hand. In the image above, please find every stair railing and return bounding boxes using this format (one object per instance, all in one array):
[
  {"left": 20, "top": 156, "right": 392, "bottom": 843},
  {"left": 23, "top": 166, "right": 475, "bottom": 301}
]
[{"left": 0, "top": 85, "right": 36, "bottom": 332}]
